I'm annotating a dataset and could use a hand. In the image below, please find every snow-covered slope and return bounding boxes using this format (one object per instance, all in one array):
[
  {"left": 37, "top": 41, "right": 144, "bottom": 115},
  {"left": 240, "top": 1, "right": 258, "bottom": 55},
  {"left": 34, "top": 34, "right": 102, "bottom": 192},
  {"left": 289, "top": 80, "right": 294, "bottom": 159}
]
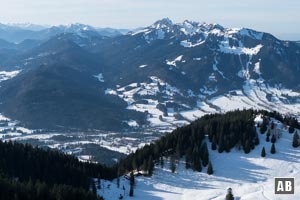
[
  {"left": 99, "top": 117, "right": 300, "bottom": 200},
  {"left": 93, "top": 18, "right": 300, "bottom": 132},
  {"left": 2, "top": 18, "right": 300, "bottom": 132},
  {"left": 107, "top": 76, "right": 300, "bottom": 133}
]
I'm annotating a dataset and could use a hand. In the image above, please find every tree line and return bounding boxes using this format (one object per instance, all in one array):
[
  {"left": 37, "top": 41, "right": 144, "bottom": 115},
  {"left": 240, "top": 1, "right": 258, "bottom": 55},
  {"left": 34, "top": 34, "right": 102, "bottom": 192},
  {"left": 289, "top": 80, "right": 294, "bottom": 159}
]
[{"left": 118, "top": 109, "right": 261, "bottom": 175}]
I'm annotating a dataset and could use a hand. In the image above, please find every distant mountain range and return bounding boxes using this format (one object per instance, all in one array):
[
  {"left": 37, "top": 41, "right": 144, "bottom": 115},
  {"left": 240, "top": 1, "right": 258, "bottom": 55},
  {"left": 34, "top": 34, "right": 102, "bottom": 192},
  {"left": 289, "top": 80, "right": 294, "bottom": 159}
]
[
  {"left": 0, "top": 23, "right": 130, "bottom": 43},
  {"left": 1, "top": 18, "right": 300, "bottom": 131}
]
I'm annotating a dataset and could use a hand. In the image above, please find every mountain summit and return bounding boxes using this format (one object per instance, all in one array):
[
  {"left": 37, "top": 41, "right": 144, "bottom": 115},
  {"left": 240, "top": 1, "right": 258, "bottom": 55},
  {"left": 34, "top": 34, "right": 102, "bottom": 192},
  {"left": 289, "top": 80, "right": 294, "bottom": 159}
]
[{"left": 1, "top": 19, "right": 300, "bottom": 131}]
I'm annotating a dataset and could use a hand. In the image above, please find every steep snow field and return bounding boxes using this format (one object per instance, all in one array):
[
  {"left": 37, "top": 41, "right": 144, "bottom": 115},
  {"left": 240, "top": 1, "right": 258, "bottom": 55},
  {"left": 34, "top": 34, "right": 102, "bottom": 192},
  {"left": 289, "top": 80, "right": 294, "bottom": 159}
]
[{"left": 99, "top": 117, "right": 300, "bottom": 200}]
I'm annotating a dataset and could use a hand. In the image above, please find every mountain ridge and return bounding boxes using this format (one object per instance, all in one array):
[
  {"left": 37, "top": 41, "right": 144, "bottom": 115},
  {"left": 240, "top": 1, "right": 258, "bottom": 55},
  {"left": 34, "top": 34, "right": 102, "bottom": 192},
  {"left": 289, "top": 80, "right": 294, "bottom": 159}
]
[{"left": 1, "top": 19, "right": 300, "bottom": 131}]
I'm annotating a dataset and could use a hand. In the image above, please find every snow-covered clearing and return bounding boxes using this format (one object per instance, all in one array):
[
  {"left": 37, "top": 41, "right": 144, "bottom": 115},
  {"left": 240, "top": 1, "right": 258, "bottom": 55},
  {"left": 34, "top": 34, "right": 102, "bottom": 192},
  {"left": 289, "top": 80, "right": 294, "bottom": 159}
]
[{"left": 100, "top": 118, "right": 300, "bottom": 200}]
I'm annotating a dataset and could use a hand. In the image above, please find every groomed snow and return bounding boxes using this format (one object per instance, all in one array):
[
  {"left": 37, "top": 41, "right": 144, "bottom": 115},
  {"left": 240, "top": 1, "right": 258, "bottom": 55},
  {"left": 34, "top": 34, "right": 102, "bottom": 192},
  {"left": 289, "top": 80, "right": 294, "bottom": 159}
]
[{"left": 99, "top": 118, "right": 300, "bottom": 200}]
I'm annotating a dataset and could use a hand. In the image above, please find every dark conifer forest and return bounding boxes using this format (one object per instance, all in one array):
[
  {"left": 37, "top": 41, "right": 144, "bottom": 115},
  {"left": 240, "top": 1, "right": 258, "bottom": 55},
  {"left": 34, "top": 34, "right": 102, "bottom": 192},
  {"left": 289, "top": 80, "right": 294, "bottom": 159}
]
[
  {"left": 0, "top": 109, "right": 299, "bottom": 199},
  {"left": 0, "top": 141, "right": 116, "bottom": 200},
  {"left": 117, "top": 109, "right": 300, "bottom": 174},
  {"left": 118, "top": 109, "right": 258, "bottom": 173}
]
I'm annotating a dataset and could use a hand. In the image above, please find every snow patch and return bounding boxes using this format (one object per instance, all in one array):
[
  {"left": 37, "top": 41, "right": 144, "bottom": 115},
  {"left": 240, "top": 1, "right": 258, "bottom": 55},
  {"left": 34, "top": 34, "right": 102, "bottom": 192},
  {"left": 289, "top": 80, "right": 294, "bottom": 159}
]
[
  {"left": 0, "top": 70, "right": 21, "bottom": 82},
  {"left": 253, "top": 62, "right": 261, "bottom": 75},
  {"left": 139, "top": 65, "right": 148, "bottom": 68},
  {"left": 131, "top": 29, "right": 150, "bottom": 36},
  {"left": 166, "top": 55, "right": 183, "bottom": 67},
  {"left": 105, "top": 88, "right": 117, "bottom": 95},
  {"left": 180, "top": 21, "right": 198, "bottom": 36},
  {"left": 219, "top": 39, "right": 263, "bottom": 55},
  {"left": 180, "top": 40, "right": 205, "bottom": 48},
  {"left": 0, "top": 114, "right": 10, "bottom": 121},
  {"left": 94, "top": 73, "right": 104, "bottom": 82},
  {"left": 125, "top": 120, "right": 139, "bottom": 127}
]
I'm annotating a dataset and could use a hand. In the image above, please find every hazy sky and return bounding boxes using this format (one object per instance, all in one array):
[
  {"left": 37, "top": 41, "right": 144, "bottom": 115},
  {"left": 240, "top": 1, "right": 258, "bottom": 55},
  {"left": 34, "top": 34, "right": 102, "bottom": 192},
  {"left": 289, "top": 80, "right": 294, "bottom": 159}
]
[{"left": 1, "top": 0, "right": 299, "bottom": 40}]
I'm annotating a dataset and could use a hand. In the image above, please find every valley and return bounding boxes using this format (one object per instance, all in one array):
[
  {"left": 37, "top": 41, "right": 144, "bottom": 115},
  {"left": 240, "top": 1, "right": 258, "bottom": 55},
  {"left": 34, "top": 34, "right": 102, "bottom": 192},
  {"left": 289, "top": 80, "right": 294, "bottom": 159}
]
[{"left": 0, "top": 18, "right": 300, "bottom": 200}]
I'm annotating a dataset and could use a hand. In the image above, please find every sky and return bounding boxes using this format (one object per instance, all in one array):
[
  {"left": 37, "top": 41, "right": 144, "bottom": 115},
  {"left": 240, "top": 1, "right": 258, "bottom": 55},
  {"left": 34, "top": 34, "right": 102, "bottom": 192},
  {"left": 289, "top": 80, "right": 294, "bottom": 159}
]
[{"left": 0, "top": 0, "right": 299, "bottom": 40}]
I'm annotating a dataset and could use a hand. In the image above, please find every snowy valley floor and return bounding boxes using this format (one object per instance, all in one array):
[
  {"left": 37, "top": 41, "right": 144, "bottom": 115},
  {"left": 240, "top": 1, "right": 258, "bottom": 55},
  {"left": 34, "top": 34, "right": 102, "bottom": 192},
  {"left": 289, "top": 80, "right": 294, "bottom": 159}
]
[{"left": 99, "top": 119, "right": 300, "bottom": 200}]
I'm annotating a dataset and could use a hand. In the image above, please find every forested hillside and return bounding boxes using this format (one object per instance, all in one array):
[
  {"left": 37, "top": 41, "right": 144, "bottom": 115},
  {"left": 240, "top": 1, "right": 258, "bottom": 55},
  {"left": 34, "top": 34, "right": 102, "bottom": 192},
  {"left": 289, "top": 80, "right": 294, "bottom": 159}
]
[
  {"left": 118, "top": 109, "right": 300, "bottom": 175},
  {"left": 0, "top": 141, "right": 116, "bottom": 200},
  {"left": 0, "top": 109, "right": 299, "bottom": 200}
]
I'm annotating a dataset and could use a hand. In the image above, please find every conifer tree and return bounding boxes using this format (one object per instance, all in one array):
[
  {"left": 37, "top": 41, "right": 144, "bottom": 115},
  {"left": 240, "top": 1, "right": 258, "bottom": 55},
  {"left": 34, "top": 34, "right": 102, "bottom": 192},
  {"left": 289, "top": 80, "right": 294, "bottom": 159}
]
[
  {"left": 201, "top": 142, "right": 209, "bottom": 167},
  {"left": 261, "top": 147, "right": 266, "bottom": 157},
  {"left": 218, "top": 138, "right": 224, "bottom": 153},
  {"left": 142, "top": 159, "right": 148, "bottom": 172},
  {"left": 129, "top": 172, "right": 134, "bottom": 197},
  {"left": 176, "top": 139, "right": 183, "bottom": 157},
  {"left": 243, "top": 140, "right": 251, "bottom": 154},
  {"left": 267, "top": 129, "right": 271, "bottom": 137},
  {"left": 225, "top": 188, "right": 234, "bottom": 200},
  {"left": 147, "top": 156, "right": 154, "bottom": 176},
  {"left": 271, "top": 134, "right": 276, "bottom": 143},
  {"left": 289, "top": 126, "right": 295, "bottom": 134},
  {"left": 132, "top": 158, "right": 138, "bottom": 170},
  {"left": 185, "top": 155, "right": 191, "bottom": 169},
  {"left": 292, "top": 132, "right": 299, "bottom": 148},
  {"left": 160, "top": 157, "right": 164, "bottom": 168},
  {"left": 270, "top": 143, "right": 276, "bottom": 154},
  {"left": 193, "top": 156, "right": 202, "bottom": 172},
  {"left": 191, "top": 144, "right": 202, "bottom": 172},
  {"left": 129, "top": 185, "right": 134, "bottom": 197},
  {"left": 266, "top": 134, "right": 270, "bottom": 142},
  {"left": 211, "top": 140, "right": 217, "bottom": 150},
  {"left": 207, "top": 161, "right": 213, "bottom": 175},
  {"left": 170, "top": 156, "right": 176, "bottom": 173},
  {"left": 271, "top": 121, "right": 275, "bottom": 129},
  {"left": 260, "top": 119, "right": 268, "bottom": 134},
  {"left": 129, "top": 172, "right": 134, "bottom": 187},
  {"left": 225, "top": 139, "right": 231, "bottom": 152},
  {"left": 254, "top": 137, "right": 259, "bottom": 146}
]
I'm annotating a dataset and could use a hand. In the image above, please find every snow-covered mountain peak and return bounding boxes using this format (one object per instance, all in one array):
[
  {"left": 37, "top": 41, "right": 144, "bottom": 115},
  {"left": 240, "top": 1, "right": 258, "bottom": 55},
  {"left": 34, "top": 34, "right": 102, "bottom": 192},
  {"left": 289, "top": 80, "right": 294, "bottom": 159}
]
[
  {"left": 65, "top": 23, "right": 94, "bottom": 31},
  {"left": 48, "top": 23, "right": 101, "bottom": 39},
  {"left": 130, "top": 19, "right": 267, "bottom": 45},
  {"left": 178, "top": 20, "right": 200, "bottom": 36},
  {"left": 152, "top": 18, "right": 173, "bottom": 28}
]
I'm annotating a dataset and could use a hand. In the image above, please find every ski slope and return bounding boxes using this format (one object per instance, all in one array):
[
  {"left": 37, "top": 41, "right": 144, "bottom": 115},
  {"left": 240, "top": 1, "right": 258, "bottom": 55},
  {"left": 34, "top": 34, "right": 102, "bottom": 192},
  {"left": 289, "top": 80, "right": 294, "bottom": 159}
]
[{"left": 99, "top": 117, "right": 300, "bottom": 200}]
